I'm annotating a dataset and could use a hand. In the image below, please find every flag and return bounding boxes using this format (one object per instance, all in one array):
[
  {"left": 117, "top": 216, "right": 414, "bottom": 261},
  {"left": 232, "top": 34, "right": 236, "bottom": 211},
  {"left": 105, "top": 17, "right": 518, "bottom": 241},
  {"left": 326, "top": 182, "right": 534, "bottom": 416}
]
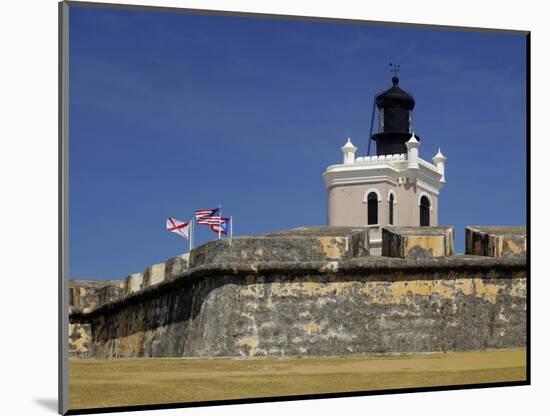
[
  {"left": 194, "top": 208, "right": 220, "bottom": 220},
  {"left": 166, "top": 217, "right": 190, "bottom": 239},
  {"left": 196, "top": 216, "right": 230, "bottom": 225},
  {"left": 210, "top": 218, "right": 230, "bottom": 235}
]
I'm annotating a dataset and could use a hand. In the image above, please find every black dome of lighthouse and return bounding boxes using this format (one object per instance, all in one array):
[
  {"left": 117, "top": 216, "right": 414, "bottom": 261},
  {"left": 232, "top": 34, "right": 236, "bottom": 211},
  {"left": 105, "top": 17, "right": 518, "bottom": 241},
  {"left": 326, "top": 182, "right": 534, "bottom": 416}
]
[
  {"left": 375, "top": 76, "right": 415, "bottom": 110},
  {"left": 371, "top": 75, "right": 418, "bottom": 156}
]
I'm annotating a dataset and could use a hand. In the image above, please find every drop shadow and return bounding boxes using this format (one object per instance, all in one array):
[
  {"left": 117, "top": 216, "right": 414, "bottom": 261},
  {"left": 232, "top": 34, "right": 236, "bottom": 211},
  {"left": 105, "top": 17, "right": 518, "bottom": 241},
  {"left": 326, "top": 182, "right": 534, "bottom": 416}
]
[{"left": 34, "top": 398, "right": 58, "bottom": 413}]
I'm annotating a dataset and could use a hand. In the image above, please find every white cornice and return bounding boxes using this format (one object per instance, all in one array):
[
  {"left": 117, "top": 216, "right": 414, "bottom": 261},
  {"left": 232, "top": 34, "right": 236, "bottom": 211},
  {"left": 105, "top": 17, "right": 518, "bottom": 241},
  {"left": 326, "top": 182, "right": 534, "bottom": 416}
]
[
  {"left": 418, "top": 158, "right": 439, "bottom": 174},
  {"left": 323, "top": 157, "right": 443, "bottom": 191},
  {"left": 326, "top": 175, "right": 399, "bottom": 188},
  {"left": 416, "top": 178, "right": 441, "bottom": 196}
]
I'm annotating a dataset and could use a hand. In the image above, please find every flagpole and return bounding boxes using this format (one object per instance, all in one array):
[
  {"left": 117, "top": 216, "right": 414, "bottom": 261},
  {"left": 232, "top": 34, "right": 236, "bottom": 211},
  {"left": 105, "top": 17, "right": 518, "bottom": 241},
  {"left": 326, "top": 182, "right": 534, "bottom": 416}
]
[
  {"left": 218, "top": 205, "right": 222, "bottom": 240},
  {"left": 230, "top": 216, "right": 233, "bottom": 246},
  {"left": 189, "top": 218, "right": 193, "bottom": 252}
]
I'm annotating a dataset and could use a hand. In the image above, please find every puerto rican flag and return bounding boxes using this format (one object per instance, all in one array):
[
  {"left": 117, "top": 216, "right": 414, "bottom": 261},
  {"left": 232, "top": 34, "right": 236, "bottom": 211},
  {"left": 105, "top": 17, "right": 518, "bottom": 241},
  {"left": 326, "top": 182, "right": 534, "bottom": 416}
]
[
  {"left": 166, "top": 217, "right": 190, "bottom": 239},
  {"left": 210, "top": 218, "right": 230, "bottom": 235},
  {"left": 194, "top": 208, "right": 220, "bottom": 220}
]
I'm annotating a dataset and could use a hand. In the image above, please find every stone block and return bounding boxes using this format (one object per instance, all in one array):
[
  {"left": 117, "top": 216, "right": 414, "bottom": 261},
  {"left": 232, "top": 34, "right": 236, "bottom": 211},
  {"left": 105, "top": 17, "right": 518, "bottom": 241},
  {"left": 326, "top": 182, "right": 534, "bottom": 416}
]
[
  {"left": 141, "top": 262, "right": 166, "bottom": 289},
  {"left": 466, "top": 226, "right": 526, "bottom": 258},
  {"left": 69, "top": 323, "right": 93, "bottom": 358},
  {"left": 97, "top": 284, "right": 125, "bottom": 306},
  {"left": 124, "top": 273, "right": 143, "bottom": 296},
  {"left": 69, "top": 279, "right": 125, "bottom": 313},
  {"left": 382, "top": 226, "right": 454, "bottom": 258},
  {"left": 189, "top": 226, "right": 369, "bottom": 268},
  {"left": 165, "top": 253, "right": 189, "bottom": 281}
]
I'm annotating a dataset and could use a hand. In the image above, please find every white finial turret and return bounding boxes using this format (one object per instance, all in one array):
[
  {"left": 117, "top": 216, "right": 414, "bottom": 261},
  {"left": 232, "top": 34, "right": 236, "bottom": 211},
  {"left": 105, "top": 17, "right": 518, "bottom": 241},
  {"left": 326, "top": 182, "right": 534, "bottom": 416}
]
[
  {"left": 405, "top": 132, "right": 420, "bottom": 171},
  {"left": 432, "top": 148, "right": 446, "bottom": 183},
  {"left": 341, "top": 138, "right": 357, "bottom": 165},
  {"left": 407, "top": 132, "right": 419, "bottom": 145}
]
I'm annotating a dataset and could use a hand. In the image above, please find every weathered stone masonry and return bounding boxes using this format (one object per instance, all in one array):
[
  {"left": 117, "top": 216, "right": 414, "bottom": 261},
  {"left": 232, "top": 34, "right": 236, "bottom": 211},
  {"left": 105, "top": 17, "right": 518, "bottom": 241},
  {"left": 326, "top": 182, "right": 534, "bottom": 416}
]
[{"left": 69, "top": 226, "right": 527, "bottom": 359}]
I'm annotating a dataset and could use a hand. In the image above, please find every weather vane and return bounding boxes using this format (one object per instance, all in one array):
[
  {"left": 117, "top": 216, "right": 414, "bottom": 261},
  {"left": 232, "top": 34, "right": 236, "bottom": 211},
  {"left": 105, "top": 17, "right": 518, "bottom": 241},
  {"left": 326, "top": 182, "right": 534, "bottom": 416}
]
[{"left": 389, "top": 62, "right": 400, "bottom": 77}]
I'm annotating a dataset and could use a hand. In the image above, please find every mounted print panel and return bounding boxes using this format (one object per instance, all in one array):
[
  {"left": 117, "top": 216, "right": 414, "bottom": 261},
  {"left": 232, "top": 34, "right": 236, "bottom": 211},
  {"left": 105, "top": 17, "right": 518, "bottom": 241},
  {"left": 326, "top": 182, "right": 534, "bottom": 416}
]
[{"left": 59, "top": 1, "right": 529, "bottom": 414}]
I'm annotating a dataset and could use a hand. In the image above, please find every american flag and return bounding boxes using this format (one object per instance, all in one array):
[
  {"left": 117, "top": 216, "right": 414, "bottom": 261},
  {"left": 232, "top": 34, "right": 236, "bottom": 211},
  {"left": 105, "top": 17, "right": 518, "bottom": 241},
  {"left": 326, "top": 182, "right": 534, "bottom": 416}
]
[
  {"left": 196, "top": 216, "right": 230, "bottom": 225},
  {"left": 194, "top": 208, "right": 220, "bottom": 220}
]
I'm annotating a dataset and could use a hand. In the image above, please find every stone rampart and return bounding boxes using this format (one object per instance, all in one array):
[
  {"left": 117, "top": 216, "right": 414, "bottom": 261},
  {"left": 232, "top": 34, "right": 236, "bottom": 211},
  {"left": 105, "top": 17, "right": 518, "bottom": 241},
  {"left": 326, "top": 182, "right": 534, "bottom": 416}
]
[{"left": 68, "top": 226, "right": 526, "bottom": 359}]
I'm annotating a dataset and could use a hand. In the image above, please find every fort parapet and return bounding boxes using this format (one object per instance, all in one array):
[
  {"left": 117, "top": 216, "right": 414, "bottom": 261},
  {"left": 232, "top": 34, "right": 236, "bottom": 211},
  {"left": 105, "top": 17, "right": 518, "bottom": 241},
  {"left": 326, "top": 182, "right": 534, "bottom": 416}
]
[
  {"left": 466, "top": 226, "right": 527, "bottom": 258},
  {"left": 69, "top": 226, "right": 527, "bottom": 359},
  {"left": 382, "top": 226, "right": 454, "bottom": 258}
]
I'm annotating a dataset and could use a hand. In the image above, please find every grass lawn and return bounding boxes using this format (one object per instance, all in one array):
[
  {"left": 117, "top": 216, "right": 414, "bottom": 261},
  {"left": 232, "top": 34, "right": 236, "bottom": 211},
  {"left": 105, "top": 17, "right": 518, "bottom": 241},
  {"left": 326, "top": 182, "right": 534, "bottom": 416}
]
[{"left": 69, "top": 349, "right": 526, "bottom": 410}]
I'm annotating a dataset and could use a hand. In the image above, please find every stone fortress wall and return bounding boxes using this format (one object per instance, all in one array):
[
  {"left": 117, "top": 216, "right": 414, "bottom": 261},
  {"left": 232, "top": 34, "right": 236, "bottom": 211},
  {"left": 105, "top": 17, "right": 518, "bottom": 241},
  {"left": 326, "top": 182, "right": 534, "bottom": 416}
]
[{"left": 68, "top": 226, "right": 527, "bottom": 359}]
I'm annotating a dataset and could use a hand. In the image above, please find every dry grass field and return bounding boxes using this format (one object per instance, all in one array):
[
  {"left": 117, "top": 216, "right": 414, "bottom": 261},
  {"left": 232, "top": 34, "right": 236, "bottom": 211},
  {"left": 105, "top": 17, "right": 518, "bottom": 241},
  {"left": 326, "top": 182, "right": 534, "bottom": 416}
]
[{"left": 69, "top": 349, "right": 527, "bottom": 410}]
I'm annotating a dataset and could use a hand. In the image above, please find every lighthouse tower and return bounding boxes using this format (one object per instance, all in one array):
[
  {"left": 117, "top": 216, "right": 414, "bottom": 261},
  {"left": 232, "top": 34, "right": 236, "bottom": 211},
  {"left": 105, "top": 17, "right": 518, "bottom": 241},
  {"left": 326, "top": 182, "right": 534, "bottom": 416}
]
[{"left": 323, "top": 74, "right": 446, "bottom": 254}]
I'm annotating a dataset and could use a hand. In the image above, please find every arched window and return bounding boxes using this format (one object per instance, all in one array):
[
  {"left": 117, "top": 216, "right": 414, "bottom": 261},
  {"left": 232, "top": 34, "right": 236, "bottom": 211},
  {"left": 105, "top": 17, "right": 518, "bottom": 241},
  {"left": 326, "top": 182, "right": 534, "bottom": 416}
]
[
  {"left": 420, "top": 196, "right": 430, "bottom": 226},
  {"left": 389, "top": 193, "right": 394, "bottom": 225},
  {"left": 367, "top": 192, "right": 378, "bottom": 225}
]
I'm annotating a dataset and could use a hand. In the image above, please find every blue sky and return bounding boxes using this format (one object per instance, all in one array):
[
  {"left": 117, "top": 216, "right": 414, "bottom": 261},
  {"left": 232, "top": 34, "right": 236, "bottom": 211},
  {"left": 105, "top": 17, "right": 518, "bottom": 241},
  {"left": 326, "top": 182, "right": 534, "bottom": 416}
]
[{"left": 69, "top": 6, "right": 527, "bottom": 279}]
